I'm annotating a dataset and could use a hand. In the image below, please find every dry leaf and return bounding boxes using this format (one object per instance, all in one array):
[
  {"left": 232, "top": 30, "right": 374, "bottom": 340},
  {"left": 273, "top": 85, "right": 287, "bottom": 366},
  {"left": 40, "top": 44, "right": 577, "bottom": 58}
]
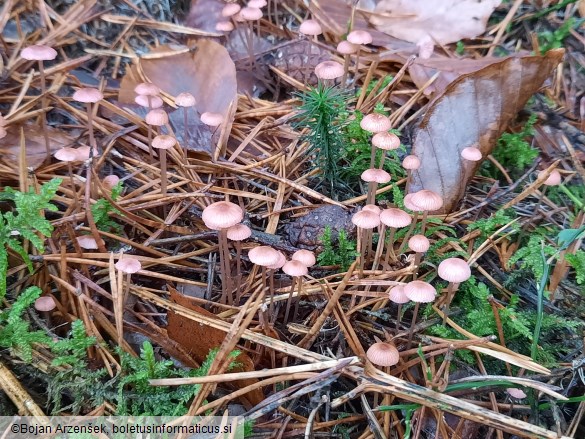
[
  {"left": 184, "top": 0, "right": 225, "bottom": 33},
  {"left": 0, "top": 123, "right": 74, "bottom": 169},
  {"left": 407, "top": 49, "right": 564, "bottom": 213},
  {"left": 370, "top": 0, "right": 502, "bottom": 45},
  {"left": 166, "top": 287, "right": 264, "bottom": 407}
]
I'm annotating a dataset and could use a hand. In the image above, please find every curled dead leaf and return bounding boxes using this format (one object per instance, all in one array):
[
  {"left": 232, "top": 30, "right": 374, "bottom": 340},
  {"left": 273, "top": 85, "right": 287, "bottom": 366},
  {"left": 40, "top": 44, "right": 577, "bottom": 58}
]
[{"left": 407, "top": 49, "right": 564, "bottom": 213}]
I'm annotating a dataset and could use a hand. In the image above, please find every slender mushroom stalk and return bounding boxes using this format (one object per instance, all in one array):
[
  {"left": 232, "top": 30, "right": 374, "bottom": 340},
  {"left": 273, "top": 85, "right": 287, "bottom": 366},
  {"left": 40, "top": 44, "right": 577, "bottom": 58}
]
[
  {"left": 226, "top": 223, "right": 252, "bottom": 303},
  {"left": 337, "top": 41, "right": 357, "bottom": 88},
  {"left": 388, "top": 285, "right": 409, "bottom": 328},
  {"left": 145, "top": 109, "right": 169, "bottom": 161},
  {"left": 361, "top": 168, "right": 391, "bottom": 211},
  {"left": 216, "top": 20, "right": 235, "bottom": 44},
  {"left": 402, "top": 154, "right": 421, "bottom": 187},
  {"left": 407, "top": 234, "right": 430, "bottom": 280},
  {"left": 347, "top": 30, "right": 372, "bottom": 81},
  {"left": 351, "top": 209, "right": 380, "bottom": 304},
  {"left": 72, "top": 88, "right": 103, "bottom": 152},
  {"left": 175, "top": 92, "right": 196, "bottom": 145},
  {"left": 20, "top": 45, "right": 58, "bottom": 160},
  {"left": 114, "top": 256, "right": 142, "bottom": 346},
  {"left": 379, "top": 208, "right": 411, "bottom": 269},
  {"left": 266, "top": 251, "right": 286, "bottom": 322},
  {"left": 299, "top": 19, "right": 323, "bottom": 77},
  {"left": 54, "top": 147, "right": 81, "bottom": 213},
  {"left": 202, "top": 201, "right": 244, "bottom": 305},
  {"left": 248, "top": 246, "right": 281, "bottom": 327},
  {"left": 403, "top": 280, "right": 436, "bottom": 349},
  {"left": 398, "top": 192, "right": 422, "bottom": 254},
  {"left": 359, "top": 114, "right": 392, "bottom": 204},
  {"left": 437, "top": 258, "right": 471, "bottom": 324},
  {"left": 151, "top": 134, "right": 176, "bottom": 195},
  {"left": 366, "top": 339, "right": 400, "bottom": 420},
  {"left": 285, "top": 250, "right": 315, "bottom": 322},
  {"left": 240, "top": 7, "right": 263, "bottom": 68}
]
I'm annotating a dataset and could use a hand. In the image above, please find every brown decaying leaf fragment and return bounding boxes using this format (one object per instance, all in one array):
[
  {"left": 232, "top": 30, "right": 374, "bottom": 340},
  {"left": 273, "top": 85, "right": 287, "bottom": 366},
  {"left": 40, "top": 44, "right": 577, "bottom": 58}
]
[
  {"left": 407, "top": 49, "right": 564, "bottom": 213},
  {"left": 166, "top": 287, "right": 264, "bottom": 407}
]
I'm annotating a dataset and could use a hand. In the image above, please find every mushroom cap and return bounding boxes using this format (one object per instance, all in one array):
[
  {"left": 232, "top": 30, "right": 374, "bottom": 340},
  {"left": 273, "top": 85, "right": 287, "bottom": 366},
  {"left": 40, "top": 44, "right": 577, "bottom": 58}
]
[
  {"left": 226, "top": 223, "right": 251, "bottom": 241},
  {"left": 248, "top": 245, "right": 280, "bottom": 267},
  {"left": 175, "top": 92, "right": 196, "bottom": 107},
  {"left": 248, "top": 0, "right": 267, "bottom": 7},
  {"left": 403, "top": 193, "right": 421, "bottom": 211},
  {"left": 201, "top": 112, "right": 223, "bottom": 127},
  {"left": 299, "top": 19, "right": 322, "bottom": 36},
  {"left": 402, "top": 155, "right": 421, "bottom": 170},
  {"left": 202, "top": 201, "right": 244, "bottom": 230},
  {"left": 506, "top": 388, "right": 527, "bottom": 399},
  {"left": 347, "top": 30, "right": 373, "bottom": 45},
  {"left": 135, "top": 94, "right": 163, "bottom": 108},
  {"left": 411, "top": 190, "right": 443, "bottom": 212},
  {"left": 115, "top": 257, "right": 142, "bottom": 274},
  {"left": 292, "top": 249, "right": 316, "bottom": 267},
  {"left": 404, "top": 280, "right": 436, "bottom": 303},
  {"left": 360, "top": 113, "right": 391, "bottom": 133},
  {"left": 152, "top": 134, "right": 176, "bottom": 150},
  {"left": 21, "top": 44, "right": 57, "bottom": 61},
  {"left": 103, "top": 174, "right": 120, "bottom": 190},
  {"left": 76, "top": 235, "right": 99, "bottom": 250},
  {"left": 240, "top": 6, "right": 263, "bottom": 21},
  {"left": 216, "top": 21, "right": 235, "bottom": 32},
  {"left": 134, "top": 82, "right": 160, "bottom": 96},
  {"left": 54, "top": 147, "right": 79, "bottom": 162},
  {"left": 372, "top": 132, "right": 400, "bottom": 150},
  {"left": 362, "top": 204, "right": 381, "bottom": 215},
  {"left": 72, "top": 87, "right": 103, "bottom": 103},
  {"left": 352, "top": 210, "right": 380, "bottom": 229},
  {"left": 267, "top": 251, "right": 286, "bottom": 270},
  {"left": 539, "top": 169, "right": 562, "bottom": 186},
  {"left": 283, "top": 260, "right": 308, "bottom": 277},
  {"left": 361, "top": 168, "right": 391, "bottom": 184},
  {"left": 437, "top": 258, "right": 471, "bottom": 283},
  {"left": 74, "top": 145, "right": 99, "bottom": 161},
  {"left": 221, "top": 3, "right": 241, "bottom": 17},
  {"left": 35, "top": 296, "right": 56, "bottom": 312},
  {"left": 145, "top": 109, "right": 169, "bottom": 126},
  {"left": 380, "top": 208, "right": 412, "bottom": 229},
  {"left": 366, "top": 342, "right": 399, "bottom": 367},
  {"left": 461, "top": 146, "right": 482, "bottom": 161},
  {"left": 389, "top": 286, "right": 410, "bottom": 304},
  {"left": 314, "top": 61, "right": 344, "bottom": 80},
  {"left": 337, "top": 40, "right": 358, "bottom": 55},
  {"left": 408, "top": 234, "right": 430, "bottom": 253}
]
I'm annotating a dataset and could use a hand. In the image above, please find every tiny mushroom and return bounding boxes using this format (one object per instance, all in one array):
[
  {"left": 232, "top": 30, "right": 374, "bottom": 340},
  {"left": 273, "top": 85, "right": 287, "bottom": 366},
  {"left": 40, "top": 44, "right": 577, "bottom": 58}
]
[
  {"left": 352, "top": 209, "right": 381, "bottom": 277},
  {"left": 388, "top": 285, "right": 409, "bottom": 325},
  {"left": 379, "top": 208, "right": 412, "bottom": 267},
  {"left": 366, "top": 342, "right": 400, "bottom": 368},
  {"left": 283, "top": 259, "right": 309, "bottom": 323},
  {"left": 35, "top": 296, "right": 56, "bottom": 326},
  {"left": 461, "top": 146, "right": 482, "bottom": 162},
  {"left": 408, "top": 234, "right": 430, "bottom": 279},
  {"left": 411, "top": 189, "right": 443, "bottom": 234},
  {"left": 314, "top": 61, "right": 345, "bottom": 84},
  {"left": 54, "top": 147, "right": 81, "bottom": 210},
  {"left": 404, "top": 280, "right": 437, "bottom": 347},
  {"left": 175, "top": 92, "right": 196, "bottom": 143},
  {"left": 151, "top": 134, "right": 176, "bottom": 194},
  {"left": 20, "top": 44, "right": 58, "bottom": 159},
  {"left": 203, "top": 201, "right": 244, "bottom": 304},
  {"left": 72, "top": 87, "right": 103, "bottom": 152},
  {"left": 145, "top": 108, "right": 169, "bottom": 161},
  {"left": 337, "top": 40, "right": 357, "bottom": 86},
  {"left": 346, "top": 30, "right": 372, "bottom": 77},
  {"left": 372, "top": 131, "right": 401, "bottom": 169},
  {"left": 361, "top": 168, "right": 391, "bottom": 205},
  {"left": 437, "top": 258, "right": 471, "bottom": 322}
]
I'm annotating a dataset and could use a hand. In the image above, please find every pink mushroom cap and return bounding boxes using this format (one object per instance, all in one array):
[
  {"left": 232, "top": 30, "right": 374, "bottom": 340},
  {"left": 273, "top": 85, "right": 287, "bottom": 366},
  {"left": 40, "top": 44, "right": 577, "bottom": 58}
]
[
  {"left": 402, "top": 155, "right": 421, "bottom": 170},
  {"left": 437, "top": 258, "right": 471, "bottom": 283},
  {"left": 380, "top": 208, "right": 412, "bottom": 229},
  {"left": 408, "top": 234, "right": 430, "bottom": 253},
  {"left": 35, "top": 296, "right": 56, "bottom": 312},
  {"left": 248, "top": 246, "right": 280, "bottom": 267},
  {"left": 135, "top": 94, "right": 163, "bottom": 109},
  {"left": 201, "top": 112, "right": 223, "bottom": 127},
  {"left": 115, "top": 257, "right": 142, "bottom": 274},
  {"left": 145, "top": 109, "right": 169, "bottom": 126},
  {"left": 352, "top": 210, "right": 380, "bottom": 229},
  {"left": 21, "top": 45, "right": 58, "bottom": 61},
  {"left": 372, "top": 132, "right": 400, "bottom": 150},
  {"left": 404, "top": 280, "right": 436, "bottom": 303},
  {"left": 337, "top": 40, "right": 358, "bottom": 55},
  {"left": 389, "top": 285, "right": 410, "bottom": 304},
  {"left": 411, "top": 190, "right": 443, "bottom": 212},
  {"left": 134, "top": 83, "right": 160, "bottom": 96},
  {"left": 292, "top": 249, "right": 316, "bottom": 267},
  {"left": 202, "top": 201, "right": 244, "bottom": 230},
  {"left": 347, "top": 30, "right": 373, "bottom": 45},
  {"left": 299, "top": 19, "right": 322, "bottom": 36},
  {"left": 461, "top": 146, "right": 482, "bottom": 161},
  {"left": 360, "top": 113, "right": 391, "bottom": 133},
  {"left": 361, "top": 168, "right": 391, "bottom": 184},
  {"left": 366, "top": 342, "right": 399, "bottom": 367},
  {"left": 226, "top": 223, "right": 252, "bottom": 241},
  {"left": 314, "top": 61, "right": 344, "bottom": 80},
  {"left": 72, "top": 88, "right": 103, "bottom": 103}
]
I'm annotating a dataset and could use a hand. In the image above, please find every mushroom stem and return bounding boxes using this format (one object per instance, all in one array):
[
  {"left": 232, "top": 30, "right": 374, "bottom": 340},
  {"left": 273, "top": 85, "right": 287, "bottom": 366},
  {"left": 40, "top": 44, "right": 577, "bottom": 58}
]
[
  {"left": 413, "top": 252, "right": 422, "bottom": 280},
  {"left": 442, "top": 282, "right": 460, "bottom": 324},
  {"left": 245, "top": 22, "right": 255, "bottom": 71},
  {"left": 406, "top": 302, "right": 420, "bottom": 349},
  {"left": 341, "top": 54, "right": 350, "bottom": 88},
  {"left": 159, "top": 148, "right": 168, "bottom": 195},
  {"left": 354, "top": 47, "right": 361, "bottom": 80},
  {"left": 350, "top": 228, "right": 366, "bottom": 310},
  {"left": 372, "top": 224, "right": 386, "bottom": 272},
  {"left": 268, "top": 269, "right": 276, "bottom": 324},
  {"left": 147, "top": 125, "right": 154, "bottom": 162},
  {"left": 218, "top": 229, "right": 232, "bottom": 304},
  {"left": 84, "top": 161, "right": 107, "bottom": 253},
  {"left": 284, "top": 276, "right": 297, "bottom": 323},
  {"left": 234, "top": 241, "right": 243, "bottom": 303},
  {"left": 366, "top": 181, "right": 377, "bottom": 206},
  {"left": 420, "top": 210, "right": 429, "bottom": 235},
  {"left": 396, "top": 303, "right": 402, "bottom": 328},
  {"left": 398, "top": 211, "right": 419, "bottom": 254},
  {"left": 85, "top": 102, "right": 96, "bottom": 151},
  {"left": 383, "top": 227, "right": 397, "bottom": 268},
  {"left": 67, "top": 162, "right": 79, "bottom": 213},
  {"left": 292, "top": 277, "right": 303, "bottom": 322},
  {"left": 183, "top": 107, "right": 190, "bottom": 145},
  {"left": 38, "top": 60, "right": 51, "bottom": 159}
]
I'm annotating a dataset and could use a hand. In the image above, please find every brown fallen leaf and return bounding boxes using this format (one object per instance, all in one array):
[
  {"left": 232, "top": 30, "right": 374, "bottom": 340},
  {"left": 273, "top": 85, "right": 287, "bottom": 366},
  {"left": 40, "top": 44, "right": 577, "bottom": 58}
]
[
  {"left": 166, "top": 287, "right": 264, "bottom": 407},
  {"left": 0, "top": 123, "right": 74, "bottom": 170},
  {"left": 407, "top": 49, "right": 564, "bottom": 213},
  {"left": 370, "top": 0, "right": 502, "bottom": 45},
  {"left": 119, "top": 41, "right": 237, "bottom": 155}
]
